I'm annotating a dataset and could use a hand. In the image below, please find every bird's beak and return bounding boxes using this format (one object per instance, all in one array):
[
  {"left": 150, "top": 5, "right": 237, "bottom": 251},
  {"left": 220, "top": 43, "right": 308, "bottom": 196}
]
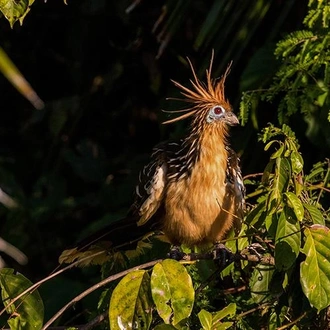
[{"left": 224, "top": 112, "right": 239, "bottom": 126}]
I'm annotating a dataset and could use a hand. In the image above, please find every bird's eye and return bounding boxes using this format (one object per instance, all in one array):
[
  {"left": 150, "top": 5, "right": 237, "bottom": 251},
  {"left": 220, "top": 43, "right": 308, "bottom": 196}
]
[
  {"left": 213, "top": 106, "right": 224, "bottom": 115},
  {"left": 207, "top": 105, "right": 225, "bottom": 123}
]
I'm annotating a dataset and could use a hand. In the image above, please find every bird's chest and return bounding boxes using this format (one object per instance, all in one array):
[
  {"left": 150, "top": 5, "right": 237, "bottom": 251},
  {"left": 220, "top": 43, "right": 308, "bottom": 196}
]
[
  {"left": 169, "top": 152, "right": 226, "bottom": 219},
  {"left": 163, "top": 144, "right": 228, "bottom": 244}
]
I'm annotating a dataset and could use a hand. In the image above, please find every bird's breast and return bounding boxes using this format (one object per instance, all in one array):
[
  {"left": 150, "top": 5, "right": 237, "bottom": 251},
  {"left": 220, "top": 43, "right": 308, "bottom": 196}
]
[{"left": 163, "top": 136, "right": 231, "bottom": 246}]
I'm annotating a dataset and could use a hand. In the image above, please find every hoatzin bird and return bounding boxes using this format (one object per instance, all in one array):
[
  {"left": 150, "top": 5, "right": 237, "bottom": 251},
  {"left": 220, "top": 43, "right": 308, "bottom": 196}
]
[{"left": 60, "top": 54, "right": 244, "bottom": 265}]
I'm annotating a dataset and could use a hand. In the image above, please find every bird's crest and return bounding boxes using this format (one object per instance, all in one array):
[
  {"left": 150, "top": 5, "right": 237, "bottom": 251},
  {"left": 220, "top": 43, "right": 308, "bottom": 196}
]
[{"left": 162, "top": 52, "right": 232, "bottom": 125}]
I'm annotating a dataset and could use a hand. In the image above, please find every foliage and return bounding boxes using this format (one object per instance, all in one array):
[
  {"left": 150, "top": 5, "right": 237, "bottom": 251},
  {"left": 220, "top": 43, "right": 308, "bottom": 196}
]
[
  {"left": 0, "top": 268, "right": 44, "bottom": 329},
  {"left": 0, "top": 0, "right": 329, "bottom": 329},
  {"left": 240, "top": 0, "right": 330, "bottom": 132}
]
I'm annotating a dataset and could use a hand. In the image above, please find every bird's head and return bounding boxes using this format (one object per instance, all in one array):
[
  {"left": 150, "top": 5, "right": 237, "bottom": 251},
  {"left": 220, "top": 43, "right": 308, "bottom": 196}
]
[{"left": 162, "top": 52, "right": 239, "bottom": 128}]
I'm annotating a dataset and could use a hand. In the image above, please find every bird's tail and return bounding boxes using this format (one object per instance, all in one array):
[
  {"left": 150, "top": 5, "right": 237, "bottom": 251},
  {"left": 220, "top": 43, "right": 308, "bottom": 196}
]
[{"left": 59, "top": 216, "right": 163, "bottom": 266}]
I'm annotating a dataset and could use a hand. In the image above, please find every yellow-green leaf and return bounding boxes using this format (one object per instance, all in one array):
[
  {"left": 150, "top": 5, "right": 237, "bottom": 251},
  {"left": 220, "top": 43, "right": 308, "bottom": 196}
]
[
  {"left": 284, "top": 192, "right": 304, "bottom": 221},
  {"left": 151, "top": 259, "right": 194, "bottom": 325},
  {"left": 0, "top": 0, "right": 29, "bottom": 28},
  {"left": 109, "top": 270, "right": 153, "bottom": 330},
  {"left": 198, "top": 304, "right": 236, "bottom": 330}
]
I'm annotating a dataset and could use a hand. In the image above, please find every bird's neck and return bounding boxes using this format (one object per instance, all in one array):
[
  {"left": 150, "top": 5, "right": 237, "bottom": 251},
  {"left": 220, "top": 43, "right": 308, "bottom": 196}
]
[{"left": 183, "top": 122, "right": 229, "bottom": 173}]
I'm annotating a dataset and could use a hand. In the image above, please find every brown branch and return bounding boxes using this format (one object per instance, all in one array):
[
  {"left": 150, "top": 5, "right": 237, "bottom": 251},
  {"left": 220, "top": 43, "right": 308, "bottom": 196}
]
[
  {"left": 243, "top": 173, "right": 264, "bottom": 180},
  {"left": 237, "top": 302, "right": 272, "bottom": 318},
  {"left": 79, "top": 311, "right": 108, "bottom": 330},
  {"left": 276, "top": 312, "right": 307, "bottom": 330},
  {"left": 0, "top": 251, "right": 106, "bottom": 317},
  {"left": 42, "top": 259, "right": 163, "bottom": 330}
]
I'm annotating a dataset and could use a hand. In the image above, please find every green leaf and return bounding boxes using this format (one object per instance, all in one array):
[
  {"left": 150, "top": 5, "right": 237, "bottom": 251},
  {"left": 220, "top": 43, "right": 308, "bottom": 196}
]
[
  {"left": 275, "top": 157, "right": 291, "bottom": 194},
  {"left": 0, "top": 268, "right": 44, "bottom": 330},
  {"left": 300, "top": 225, "right": 330, "bottom": 311},
  {"left": 198, "top": 304, "right": 236, "bottom": 330},
  {"left": 198, "top": 309, "right": 213, "bottom": 330},
  {"left": 212, "top": 303, "right": 236, "bottom": 324},
  {"left": 275, "top": 207, "right": 301, "bottom": 270},
  {"left": 250, "top": 264, "right": 275, "bottom": 304},
  {"left": 261, "top": 160, "right": 275, "bottom": 185},
  {"left": 153, "top": 325, "right": 177, "bottom": 330},
  {"left": 151, "top": 259, "right": 194, "bottom": 325},
  {"left": 109, "top": 270, "right": 153, "bottom": 330},
  {"left": 303, "top": 203, "right": 325, "bottom": 225},
  {"left": 284, "top": 192, "right": 304, "bottom": 221},
  {"left": 270, "top": 144, "right": 284, "bottom": 159},
  {"left": 0, "top": 0, "right": 29, "bottom": 28}
]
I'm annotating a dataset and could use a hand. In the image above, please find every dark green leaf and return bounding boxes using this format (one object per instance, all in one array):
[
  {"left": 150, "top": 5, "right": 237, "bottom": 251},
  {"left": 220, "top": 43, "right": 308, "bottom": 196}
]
[
  {"left": 275, "top": 207, "right": 301, "bottom": 270},
  {"left": 0, "top": 268, "right": 44, "bottom": 330},
  {"left": 153, "top": 325, "right": 177, "bottom": 330},
  {"left": 245, "top": 200, "right": 266, "bottom": 227},
  {"left": 109, "top": 270, "right": 153, "bottom": 330},
  {"left": 300, "top": 225, "right": 330, "bottom": 311}
]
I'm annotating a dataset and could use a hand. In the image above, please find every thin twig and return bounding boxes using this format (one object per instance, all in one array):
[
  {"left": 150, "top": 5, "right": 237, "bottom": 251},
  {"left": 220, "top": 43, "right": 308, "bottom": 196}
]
[
  {"left": 79, "top": 311, "right": 108, "bottom": 330},
  {"left": 42, "top": 259, "right": 163, "bottom": 330},
  {"left": 243, "top": 173, "right": 264, "bottom": 180},
  {"left": 236, "top": 302, "right": 272, "bottom": 318},
  {"left": 0, "top": 251, "right": 106, "bottom": 317},
  {"left": 276, "top": 312, "right": 307, "bottom": 330}
]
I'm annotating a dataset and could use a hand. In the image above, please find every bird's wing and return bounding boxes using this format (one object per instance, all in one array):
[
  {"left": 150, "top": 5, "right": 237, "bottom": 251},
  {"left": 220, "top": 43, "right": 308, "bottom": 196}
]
[
  {"left": 130, "top": 144, "right": 168, "bottom": 226},
  {"left": 226, "top": 146, "right": 245, "bottom": 209}
]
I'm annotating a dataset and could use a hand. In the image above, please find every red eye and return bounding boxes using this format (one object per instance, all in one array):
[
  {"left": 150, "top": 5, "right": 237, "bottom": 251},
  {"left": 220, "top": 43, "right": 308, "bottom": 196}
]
[{"left": 213, "top": 106, "right": 223, "bottom": 115}]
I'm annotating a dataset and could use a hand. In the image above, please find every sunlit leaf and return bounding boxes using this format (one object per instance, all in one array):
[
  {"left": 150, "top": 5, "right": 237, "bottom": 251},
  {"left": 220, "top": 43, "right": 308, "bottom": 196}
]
[
  {"left": 151, "top": 259, "right": 194, "bottom": 325},
  {"left": 300, "top": 225, "right": 330, "bottom": 311},
  {"left": 290, "top": 150, "right": 304, "bottom": 174},
  {"left": 198, "top": 304, "right": 236, "bottom": 330},
  {"left": 275, "top": 157, "right": 291, "bottom": 194},
  {"left": 198, "top": 309, "right": 213, "bottom": 330},
  {"left": 109, "top": 270, "right": 153, "bottom": 330},
  {"left": 212, "top": 303, "right": 236, "bottom": 325},
  {"left": 0, "top": 0, "right": 29, "bottom": 27},
  {"left": 270, "top": 144, "right": 284, "bottom": 159},
  {"left": 0, "top": 268, "right": 44, "bottom": 330}
]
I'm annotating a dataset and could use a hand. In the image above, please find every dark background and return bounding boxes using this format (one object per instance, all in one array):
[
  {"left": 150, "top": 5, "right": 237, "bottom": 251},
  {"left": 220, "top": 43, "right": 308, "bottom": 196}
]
[{"left": 0, "top": 0, "right": 326, "bottom": 323}]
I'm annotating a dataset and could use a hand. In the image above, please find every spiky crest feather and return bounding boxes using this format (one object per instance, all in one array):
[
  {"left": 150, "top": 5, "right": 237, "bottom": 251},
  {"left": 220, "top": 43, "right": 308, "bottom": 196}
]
[{"left": 162, "top": 52, "right": 232, "bottom": 125}]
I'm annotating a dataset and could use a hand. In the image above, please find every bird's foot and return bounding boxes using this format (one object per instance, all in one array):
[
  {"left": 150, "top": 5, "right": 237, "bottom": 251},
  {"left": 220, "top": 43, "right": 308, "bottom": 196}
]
[
  {"left": 212, "top": 243, "right": 235, "bottom": 270},
  {"left": 167, "top": 245, "right": 187, "bottom": 260}
]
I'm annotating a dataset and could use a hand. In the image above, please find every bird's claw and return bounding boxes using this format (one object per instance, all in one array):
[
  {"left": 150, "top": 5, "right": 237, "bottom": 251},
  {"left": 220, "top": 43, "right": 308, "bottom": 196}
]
[
  {"left": 212, "top": 243, "right": 234, "bottom": 269},
  {"left": 167, "top": 245, "right": 187, "bottom": 260}
]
